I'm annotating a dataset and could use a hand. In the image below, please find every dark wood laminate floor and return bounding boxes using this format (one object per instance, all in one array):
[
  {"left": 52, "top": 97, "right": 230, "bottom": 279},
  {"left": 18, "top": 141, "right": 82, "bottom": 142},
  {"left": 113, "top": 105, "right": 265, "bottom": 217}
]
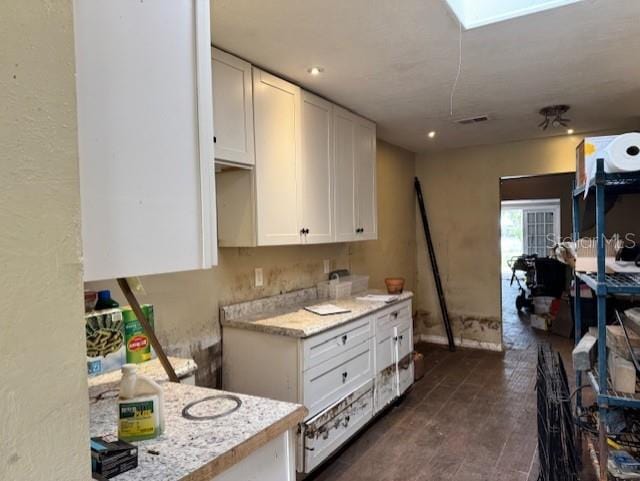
[{"left": 309, "top": 280, "right": 596, "bottom": 481}]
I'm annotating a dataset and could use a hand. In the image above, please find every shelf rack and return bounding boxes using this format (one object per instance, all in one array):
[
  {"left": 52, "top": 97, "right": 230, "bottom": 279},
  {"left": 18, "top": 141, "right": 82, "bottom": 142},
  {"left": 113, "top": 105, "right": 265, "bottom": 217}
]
[{"left": 573, "top": 158, "right": 640, "bottom": 480}]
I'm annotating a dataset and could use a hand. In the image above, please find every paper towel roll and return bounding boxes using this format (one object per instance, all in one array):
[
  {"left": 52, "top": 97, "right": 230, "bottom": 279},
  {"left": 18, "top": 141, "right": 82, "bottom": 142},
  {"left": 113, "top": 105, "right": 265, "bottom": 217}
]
[{"left": 604, "top": 132, "right": 640, "bottom": 172}]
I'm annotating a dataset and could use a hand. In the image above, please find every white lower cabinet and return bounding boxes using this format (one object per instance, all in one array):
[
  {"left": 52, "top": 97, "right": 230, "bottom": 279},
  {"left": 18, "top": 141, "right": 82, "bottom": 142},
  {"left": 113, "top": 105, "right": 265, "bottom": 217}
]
[
  {"left": 374, "top": 302, "right": 414, "bottom": 412},
  {"left": 215, "top": 429, "right": 296, "bottom": 481},
  {"left": 222, "top": 298, "right": 413, "bottom": 475},
  {"left": 299, "top": 381, "right": 374, "bottom": 473}
]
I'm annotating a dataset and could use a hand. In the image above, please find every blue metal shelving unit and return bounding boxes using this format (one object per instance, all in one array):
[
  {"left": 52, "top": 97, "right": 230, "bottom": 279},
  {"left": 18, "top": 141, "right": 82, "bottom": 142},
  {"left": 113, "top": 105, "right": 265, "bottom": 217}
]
[{"left": 573, "top": 158, "right": 640, "bottom": 480}]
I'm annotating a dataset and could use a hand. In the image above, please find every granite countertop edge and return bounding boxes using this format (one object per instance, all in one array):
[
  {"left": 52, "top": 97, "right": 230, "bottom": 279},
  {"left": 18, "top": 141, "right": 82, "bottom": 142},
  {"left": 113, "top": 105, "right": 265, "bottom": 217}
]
[
  {"left": 186, "top": 405, "right": 308, "bottom": 480},
  {"left": 221, "top": 291, "right": 414, "bottom": 338}
]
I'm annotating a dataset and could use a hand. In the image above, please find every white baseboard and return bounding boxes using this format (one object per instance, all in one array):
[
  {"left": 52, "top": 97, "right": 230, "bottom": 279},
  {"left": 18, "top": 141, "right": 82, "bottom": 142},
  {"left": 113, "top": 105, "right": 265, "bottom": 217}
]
[{"left": 416, "top": 334, "right": 503, "bottom": 352}]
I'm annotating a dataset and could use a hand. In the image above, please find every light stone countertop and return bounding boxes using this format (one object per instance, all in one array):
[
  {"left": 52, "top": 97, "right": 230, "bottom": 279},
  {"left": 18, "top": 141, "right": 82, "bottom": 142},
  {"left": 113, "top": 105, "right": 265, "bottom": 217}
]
[
  {"left": 89, "top": 382, "right": 306, "bottom": 481},
  {"left": 88, "top": 357, "right": 197, "bottom": 395},
  {"left": 221, "top": 290, "right": 413, "bottom": 338}
]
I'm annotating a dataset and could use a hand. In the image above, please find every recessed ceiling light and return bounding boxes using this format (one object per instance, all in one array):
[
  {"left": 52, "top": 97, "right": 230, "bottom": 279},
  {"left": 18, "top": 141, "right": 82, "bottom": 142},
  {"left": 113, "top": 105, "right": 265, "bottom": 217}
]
[
  {"left": 307, "top": 66, "right": 324, "bottom": 76},
  {"left": 567, "top": 129, "right": 575, "bottom": 135},
  {"left": 427, "top": 131, "right": 436, "bottom": 139}
]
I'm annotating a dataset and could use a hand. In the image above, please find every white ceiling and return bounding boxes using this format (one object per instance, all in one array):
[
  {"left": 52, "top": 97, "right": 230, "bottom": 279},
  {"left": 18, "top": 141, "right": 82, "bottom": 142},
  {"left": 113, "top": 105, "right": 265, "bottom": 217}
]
[{"left": 211, "top": 0, "right": 640, "bottom": 153}]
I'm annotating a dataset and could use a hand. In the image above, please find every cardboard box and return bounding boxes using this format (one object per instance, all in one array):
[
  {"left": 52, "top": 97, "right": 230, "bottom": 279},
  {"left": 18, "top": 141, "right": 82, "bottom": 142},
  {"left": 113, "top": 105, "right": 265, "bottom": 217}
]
[
  {"left": 91, "top": 436, "right": 138, "bottom": 480},
  {"left": 122, "top": 304, "right": 156, "bottom": 364},
  {"left": 576, "top": 135, "right": 617, "bottom": 188},
  {"left": 86, "top": 309, "right": 125, "bottom": 376}
]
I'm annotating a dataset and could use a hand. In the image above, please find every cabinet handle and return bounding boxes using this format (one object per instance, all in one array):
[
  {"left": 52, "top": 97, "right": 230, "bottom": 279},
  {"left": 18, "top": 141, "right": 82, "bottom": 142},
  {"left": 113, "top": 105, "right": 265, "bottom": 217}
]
[
  {"left": 342, "top": 371, "right": 348, "bottom": 383},
  {"left": 322, "top": 430, "right": 330, "bottom": 440},
  {"left": 213, "top": 136, "right": 216, "bottom": 143},
  {"left": 341, "top": 334, "right": 348, "bottom": 345},
  {"left": 391, "top": 312, "right": 398, "bottom": 319}
]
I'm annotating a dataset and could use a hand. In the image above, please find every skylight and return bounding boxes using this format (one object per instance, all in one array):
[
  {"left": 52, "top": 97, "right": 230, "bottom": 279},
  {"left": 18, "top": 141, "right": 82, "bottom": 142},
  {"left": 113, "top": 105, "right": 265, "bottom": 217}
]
[{"left": 445, "top": 0, "right": 583, "bottom": 29}]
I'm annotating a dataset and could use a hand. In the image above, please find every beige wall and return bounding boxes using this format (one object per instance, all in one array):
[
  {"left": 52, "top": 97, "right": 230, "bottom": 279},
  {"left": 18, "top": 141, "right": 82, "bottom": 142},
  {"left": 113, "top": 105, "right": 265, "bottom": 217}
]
[
  {"left": 0, "top": 1, "right": 90, "bottom": 480},
  {"left": 414, "top": 132, "right": 632, "bottom": 350},
  {"left": 87, "top": 140, "right": 416, "bottom": 385}
]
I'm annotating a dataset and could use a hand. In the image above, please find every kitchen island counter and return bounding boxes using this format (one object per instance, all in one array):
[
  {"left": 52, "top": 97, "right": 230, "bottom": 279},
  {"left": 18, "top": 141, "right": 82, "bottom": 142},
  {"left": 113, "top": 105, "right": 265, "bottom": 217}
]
[{"left": 89, "top": 381, "right": 306, "bottom": 480}]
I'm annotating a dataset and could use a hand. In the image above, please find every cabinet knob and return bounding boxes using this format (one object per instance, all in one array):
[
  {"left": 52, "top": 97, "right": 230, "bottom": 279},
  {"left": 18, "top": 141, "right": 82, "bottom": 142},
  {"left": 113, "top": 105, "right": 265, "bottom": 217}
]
[
  {"left": 342, "top": 371, "right": 348, "bottom": 383},
  {"left": 391, "top": 312, "right": 398, "bottom": 319},
  {"left": 341, "top": 334, "right": 348, "bottom": 345},
  {"left": 342, "top": 415, "right": 351, "bottom": 428},
  {"left": 300, "top": 228, "right": 310, "bottom": 235}
]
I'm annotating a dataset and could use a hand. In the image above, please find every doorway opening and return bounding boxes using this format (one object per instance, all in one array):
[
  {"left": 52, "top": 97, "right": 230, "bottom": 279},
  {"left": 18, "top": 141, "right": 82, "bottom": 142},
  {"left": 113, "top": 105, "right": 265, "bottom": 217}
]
[
  {"left": 501, "top": 199, "right": 561, "bottom": 278},
  {"left": 499, "top": 172, "right": 574, "bottom": 350}
]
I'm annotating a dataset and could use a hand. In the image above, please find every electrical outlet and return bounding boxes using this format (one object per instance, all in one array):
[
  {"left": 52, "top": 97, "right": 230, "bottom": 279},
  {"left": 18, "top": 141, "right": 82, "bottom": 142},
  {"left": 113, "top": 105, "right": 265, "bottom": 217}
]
[
  {"left": 254, "top": 268, "right": 263, "bottom": 288},
  {"left": 323, "top": 259, "right": 330, "bottom": 274}
]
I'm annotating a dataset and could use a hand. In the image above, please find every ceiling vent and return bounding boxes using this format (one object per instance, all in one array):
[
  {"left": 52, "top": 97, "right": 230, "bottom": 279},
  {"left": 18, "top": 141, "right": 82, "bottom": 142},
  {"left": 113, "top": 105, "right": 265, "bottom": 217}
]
[{"left": 454, "top": 115, "right": 490, "bottom": 125}]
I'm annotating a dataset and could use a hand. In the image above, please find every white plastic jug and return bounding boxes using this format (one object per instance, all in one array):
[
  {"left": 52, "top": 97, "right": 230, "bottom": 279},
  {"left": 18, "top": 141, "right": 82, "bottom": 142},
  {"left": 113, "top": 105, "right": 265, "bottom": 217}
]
[{"left": 118, "top": 364, "right": 165, "bottom": 441}]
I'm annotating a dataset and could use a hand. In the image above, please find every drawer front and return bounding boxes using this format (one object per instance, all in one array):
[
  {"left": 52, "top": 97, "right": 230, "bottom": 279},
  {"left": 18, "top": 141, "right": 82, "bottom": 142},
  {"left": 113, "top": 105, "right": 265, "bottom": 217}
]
[
  {"left": 303, "top": 342, "right": 372, "bottom": 417},
  {"left": 301, "top": 383, "right": 374, "bottom": 473},
  {"left": 302, "top": 317, "right": 371, "bottom": 371},
  {"left": 376, "top": 301, "right": 411, "bottom": 332},
  {"left": 398, "top": 350, "right": 414, "bottom": 397}
]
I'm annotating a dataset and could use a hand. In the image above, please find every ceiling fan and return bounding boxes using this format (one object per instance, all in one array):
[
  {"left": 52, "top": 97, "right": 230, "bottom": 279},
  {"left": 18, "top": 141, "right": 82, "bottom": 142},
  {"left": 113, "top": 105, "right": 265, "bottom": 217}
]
[{"left": 538, "top": 105, "right": 571, "bottom": 130}]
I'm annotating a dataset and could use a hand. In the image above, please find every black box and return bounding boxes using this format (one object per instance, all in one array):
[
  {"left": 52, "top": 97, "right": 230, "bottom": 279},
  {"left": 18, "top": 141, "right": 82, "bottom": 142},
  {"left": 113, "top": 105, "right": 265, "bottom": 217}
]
[{"left": 91, "top": 436, "right": 138, "bottom": 480}]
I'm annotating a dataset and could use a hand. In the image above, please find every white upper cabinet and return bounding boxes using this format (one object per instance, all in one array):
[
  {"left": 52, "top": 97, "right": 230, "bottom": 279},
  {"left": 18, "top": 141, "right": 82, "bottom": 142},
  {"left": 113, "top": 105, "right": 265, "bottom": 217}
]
[
  {"left": 333, "top": 107, "right": 358, "bottom": 242},
  {"left": 253, "top": 67, "right": 302, "bottom": 246},
  {"left": 211, "top": 48, "right": 255, "bottom": 166},
  {"left": 215, "top": 64, "right": 376, "bottom": 247},
  {"left": 355, "top": 118, "right": 377, "bottom": 240},
  {"left": 300, "top": 91, "right": 334, "bottom": 244},
  {"left": 333, "top": 108, "right": 377, "bottom": 242},
  {"left": 75, "top": 0, "right": 216, "bottom": 281}
]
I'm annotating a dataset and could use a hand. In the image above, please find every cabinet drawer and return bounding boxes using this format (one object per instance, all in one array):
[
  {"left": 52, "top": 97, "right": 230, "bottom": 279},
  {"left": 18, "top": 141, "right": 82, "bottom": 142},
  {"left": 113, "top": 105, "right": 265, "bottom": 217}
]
[
  {"left": 300, "top": 382, "right": 373, "bottom": 473},
  {"left": 376, "top": 301, "right": 411, "bottom": 332},
  {"left": 303, "top": 318, "right": 371, "bottom": 371},
  {"left": 303, "top": 342, "right": 372, "bottom": 418}
]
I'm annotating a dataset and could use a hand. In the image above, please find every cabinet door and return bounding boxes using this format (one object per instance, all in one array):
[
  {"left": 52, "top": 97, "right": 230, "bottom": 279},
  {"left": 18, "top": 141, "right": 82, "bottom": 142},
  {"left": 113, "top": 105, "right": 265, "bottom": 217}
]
[
  {"left": 253, "top": 68, "right": 302, "bottom": 245},
  {"left": 211, "top": 48, "right": 255, "bottom": 166},
  {"left": 355, "top": 118, "right": 377, "bottom": 240},
  {"left": 75, "top": 0, "right": 216, "bottom": 281},
  {"left": 374, "top": 324, "right": 398, "bottom": 412},
  {"left": 333, "top": 107, "right": 357, "bottom": 242},
  {"left": 300, "top": 91, "right": 333, "bottom": 244}
]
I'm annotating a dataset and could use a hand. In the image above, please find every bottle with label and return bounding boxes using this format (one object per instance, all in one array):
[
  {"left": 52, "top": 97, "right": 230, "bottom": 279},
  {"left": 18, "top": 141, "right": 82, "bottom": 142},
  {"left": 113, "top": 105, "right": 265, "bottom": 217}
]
[
  {"left": 95, "top": 290, "right": 120, "bottom": 310},
  {"left": 118, "top": 364, "right": 165, "bottom": 442}
]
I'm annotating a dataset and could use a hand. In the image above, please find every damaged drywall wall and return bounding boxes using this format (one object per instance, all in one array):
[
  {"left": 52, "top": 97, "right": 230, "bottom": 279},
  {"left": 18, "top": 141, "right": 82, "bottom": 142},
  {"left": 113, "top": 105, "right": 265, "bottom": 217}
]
[
  {"left": 414, "top": 131, "right": 635, "bottom": 351},
  {"left": 86, "top": 140, "right": 417, "bottom": 386}
]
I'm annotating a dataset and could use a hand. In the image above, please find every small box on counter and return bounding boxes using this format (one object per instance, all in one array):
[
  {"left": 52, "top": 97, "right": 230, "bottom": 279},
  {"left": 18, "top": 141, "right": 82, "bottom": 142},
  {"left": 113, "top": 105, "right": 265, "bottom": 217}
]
[
  {"left": 122, "top": 304, "right": 156, "bottom": 364},
  {"left": 86, "top": 309, "right": 125, "bottom": 376},
  {"left": 86, "top": 304, "right": 157, "bottom": 376},
  {"left": 91, "top": 436, "right": 138, "bottom": 480}
]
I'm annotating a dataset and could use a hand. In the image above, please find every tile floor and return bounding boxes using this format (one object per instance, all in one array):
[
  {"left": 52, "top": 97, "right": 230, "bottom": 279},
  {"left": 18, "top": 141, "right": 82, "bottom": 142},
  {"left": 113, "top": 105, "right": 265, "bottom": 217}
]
[{"left": 309, "top": 279, "right": 596, "bottom": 481}]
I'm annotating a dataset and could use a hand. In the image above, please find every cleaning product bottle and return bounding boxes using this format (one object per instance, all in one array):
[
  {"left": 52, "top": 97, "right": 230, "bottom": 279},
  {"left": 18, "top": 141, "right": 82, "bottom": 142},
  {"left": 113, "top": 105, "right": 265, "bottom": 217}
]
[
  {"left": 118, "top": 364, "right": 165, "bottom": 442},
  {"left": 95, "top": 290, "right": 119, "bottom": 310}
]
